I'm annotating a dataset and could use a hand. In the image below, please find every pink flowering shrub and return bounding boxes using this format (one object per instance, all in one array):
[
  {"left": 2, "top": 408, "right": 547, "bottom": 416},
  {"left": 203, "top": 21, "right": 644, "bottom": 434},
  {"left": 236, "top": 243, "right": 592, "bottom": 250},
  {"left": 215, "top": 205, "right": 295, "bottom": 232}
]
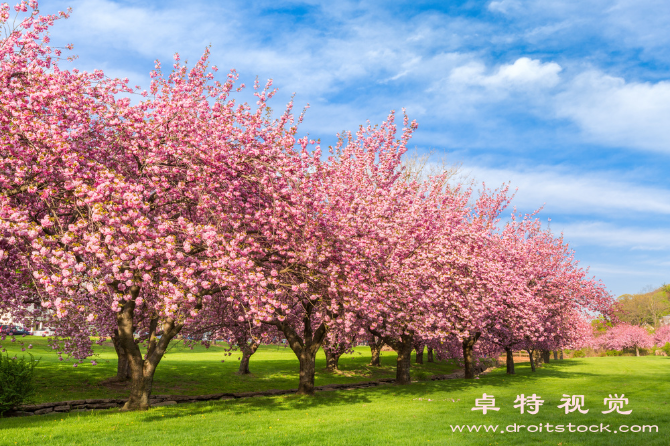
[
  {"left": 596, "top": 324, "right": 654, "bottom": 356},
  {"left": 0, "top": 1, "right": 617, "bottom": 408},
  {"left": 654, "top": 325, "right": 670, "bottom": 348}
]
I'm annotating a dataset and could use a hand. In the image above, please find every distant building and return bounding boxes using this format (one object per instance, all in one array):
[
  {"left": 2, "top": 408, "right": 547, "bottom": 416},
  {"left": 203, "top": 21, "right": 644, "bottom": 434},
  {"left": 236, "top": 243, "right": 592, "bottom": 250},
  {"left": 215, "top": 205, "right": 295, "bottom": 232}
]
[
  {"left": 1, "top": 305, "right": 52, "bottom": 335},
  {"left": 660, "top": 315, "right": 670, "bottom": 326}
]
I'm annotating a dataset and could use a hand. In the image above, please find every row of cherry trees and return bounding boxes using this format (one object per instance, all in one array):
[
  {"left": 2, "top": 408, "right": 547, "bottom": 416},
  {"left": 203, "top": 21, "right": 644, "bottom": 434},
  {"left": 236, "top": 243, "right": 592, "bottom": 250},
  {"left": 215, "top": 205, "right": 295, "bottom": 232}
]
[
  {"left": 594, "top": 323, "right": 670, "bottom": 356},
  {"left": 0, "top": 2, "right": 613, "bottom": 410},
  {"left": 591, "top": 287, "right": 670, "bottom": 355}
]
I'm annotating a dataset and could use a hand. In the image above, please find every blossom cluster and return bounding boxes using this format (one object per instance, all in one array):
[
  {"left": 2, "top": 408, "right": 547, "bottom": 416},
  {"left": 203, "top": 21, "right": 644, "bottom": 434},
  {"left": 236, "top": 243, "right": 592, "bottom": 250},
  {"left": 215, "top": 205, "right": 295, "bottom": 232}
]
[{"left": 0, "top": 2, "right": 614, "bottom": 404}]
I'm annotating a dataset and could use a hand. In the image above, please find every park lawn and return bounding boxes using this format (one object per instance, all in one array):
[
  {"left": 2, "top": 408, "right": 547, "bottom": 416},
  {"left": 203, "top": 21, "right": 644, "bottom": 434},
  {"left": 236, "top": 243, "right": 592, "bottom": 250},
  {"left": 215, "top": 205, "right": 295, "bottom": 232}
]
[
  {"left": 0, "top": 354, "right": 668, "bottom": 445},
  {"left": 0, "top": 336, "right": 458, "bottom": 403}
]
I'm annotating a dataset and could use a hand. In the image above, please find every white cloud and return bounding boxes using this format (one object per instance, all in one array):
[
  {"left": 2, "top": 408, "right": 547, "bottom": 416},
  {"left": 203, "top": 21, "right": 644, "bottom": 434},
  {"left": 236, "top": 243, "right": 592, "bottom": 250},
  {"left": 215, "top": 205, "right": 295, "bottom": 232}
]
[
  {"left": 48, "top": 0, "right": 493, "bottom": 101},
  {"left": 61, "top": 0, "right": 225, "bottom": 57},
  {"left": 485, "top": 0, "right": 670, "bottom": 60},
  {"left": 582, "top": 261, "right": 669, "bottom": 297},
  {"left": 494, "top": 58, "right": 562, "bottom": 87},
  {"left": 464, "top": 165, "right": 670, "bottom": 216},
  {"left": 557, "top": 222, "right": 670, "bottom": 251},
  {"left": 587, "top": 265, "right": 662, "bottom": 277},
  {"left": 523, "top": 20, "right": 575, "bottom": 40},
  {"left": 421, "top": 57, "right": 563, "bottom": 119},
  {"left": 45, "top": 0, "right": 670, "bottom": 157},
  {"left": 556, "top": 71, "right": 670, "bottom": 153},
  {"left": 450, "top": 57, "right": 562, "bottom": 90},
  {"left": 487, "top": 0, "right": 523, "bottom": 14}
]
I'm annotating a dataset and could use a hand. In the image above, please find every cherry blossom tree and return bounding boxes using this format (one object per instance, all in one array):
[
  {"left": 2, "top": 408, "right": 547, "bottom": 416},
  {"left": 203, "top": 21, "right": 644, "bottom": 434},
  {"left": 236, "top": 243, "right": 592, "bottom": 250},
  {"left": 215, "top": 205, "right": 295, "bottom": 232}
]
[
  {"left": 0, "top": 1, "right": 622, "bottom": 408},
  {"left": 344, "top": 163, "right": 472, "bottom": 384},
  {"left": 182, "top": 295, "right": 280, "bottom": 375},
  {"left": 1, "top": 1, "right": 322, "bottom": 408},
  {"left": 654, "top": 325, "right": 670, "bottom": 347},
  {"left": 322, "top": 330, "right": 358, "bottom": 372},
  {"left": 366, "top": 332, "right": 385, "bottom": 366},
  {"left": 597, "top": 324, "right": 654, "bottom": 356},
  {"left": 230, "top": 111, "right": 442, "bottom": 391},
  {"left": 420, "top": 186, "right": 538, "bottom": 379},
  {"left": 480, "top": 211, "right": 612, "bottom": 374},
  {"left": 413, "top": 337, "right": 426, "bottom": 364}
]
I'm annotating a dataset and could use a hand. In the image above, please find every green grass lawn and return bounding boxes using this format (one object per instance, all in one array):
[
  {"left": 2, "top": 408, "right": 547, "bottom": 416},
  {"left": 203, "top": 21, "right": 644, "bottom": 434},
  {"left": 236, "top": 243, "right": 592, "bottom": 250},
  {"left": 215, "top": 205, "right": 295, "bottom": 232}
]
[
  {"left": 0, "top": 336, "right": 458, "bottom": 402},
  {"left": 1, "top": 337, "right": 668, "bottom": 445}
]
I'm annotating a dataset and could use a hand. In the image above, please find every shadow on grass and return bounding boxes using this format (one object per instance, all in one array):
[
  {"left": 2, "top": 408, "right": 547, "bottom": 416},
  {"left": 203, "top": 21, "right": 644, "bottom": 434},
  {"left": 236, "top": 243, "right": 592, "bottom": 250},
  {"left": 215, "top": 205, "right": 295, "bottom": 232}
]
[
  {"left": 0, "top": 360, "right": 586, "bottom": 428},
  {"left": 6, "top": 357, "right": 667, "bottom": 430},
  {"left": 9, "top": 339, "right": 461, "bottom": 403},
  {"left": 147, "top": 356, "right": 459, "bottom": 395}
]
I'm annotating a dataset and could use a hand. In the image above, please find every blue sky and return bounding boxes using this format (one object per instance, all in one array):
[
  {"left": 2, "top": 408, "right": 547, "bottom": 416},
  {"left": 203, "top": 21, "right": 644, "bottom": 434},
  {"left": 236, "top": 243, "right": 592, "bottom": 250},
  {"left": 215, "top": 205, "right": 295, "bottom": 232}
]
[{"left": 36, "top": 0, "right": 670, "bottom": 296}]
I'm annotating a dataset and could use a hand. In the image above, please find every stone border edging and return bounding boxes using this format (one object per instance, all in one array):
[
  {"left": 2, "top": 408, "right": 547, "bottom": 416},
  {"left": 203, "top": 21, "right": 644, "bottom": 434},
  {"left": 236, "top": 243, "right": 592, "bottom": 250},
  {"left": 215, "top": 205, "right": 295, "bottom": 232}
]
[{"left": 4, "top": 367, "right": 494, "bottom": 417}]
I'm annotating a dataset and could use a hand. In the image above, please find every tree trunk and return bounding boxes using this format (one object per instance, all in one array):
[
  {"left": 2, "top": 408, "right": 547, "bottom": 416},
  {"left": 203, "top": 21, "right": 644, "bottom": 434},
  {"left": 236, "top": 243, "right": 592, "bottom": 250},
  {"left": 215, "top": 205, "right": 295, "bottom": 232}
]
[
  {"left": 237, "top": 340, "right": 259, "bottom": 375},
  {"left": 526, "top": 350, "right": 535, "bottom": 372},
  {"left": 427, "top": 347, "right": 434, "bottom": 363},
  {"left": 116, "top": 291, "right": 182, "bottom": 411},
  {"left": 368, "top": 334, "right": 384, "bottom": 366},
  {"left": 238, "top": 353, "right": 251, "bottom": 374},
  {"left": 369, "top": 330, "right": 414, "bottom": 384},
  {"left": 415, "top": 345, "right": 424, "bottom": 364},
  {"left": 395, "top": 337, "right": 413, "bottom": 384},
  {"left": 370, "top": 343, "right": 382, "bottom": 366},
  {"left": 560, "top": 350, "right": 564, "bottom": 360},
  {"left": 271, "top": 304, "right": 327, "bottom": 396},
  {"left": 116, "top": 348, "right": 131, "bottom": 381},
  {"left": 553, "top": 350, "right": 558, "bottom": 360},
  {"left": 542, "top": 349, "right": 551, "bottom": 363},
  {"left": 298, "top": 349, "right": 317, "bottom": 394},
  {"left": 122, "top": 325, "right": 180, "bottom": 411},
  {"left": 111, "top": 331, "right": 131, "bottom": 381},
  {"left": 323, "top": 336, "right": 348, "bottom": 372},
  {"left": 325, "top": 348, "right": 344, "bottom": 371},
  {"left": 325, "top": 349, "right": 335, "bottom": 370},
  {"left": 505, "top": 347, "right": 515, "bottom": 374},
  {"left": 635, "top": 346, "right": 639, "bottom": 357},
  {"left": 462, "top": 333, "right": 481, "bottom": 379},
  {"left": 125, "top": 358, "right": 156, "bottom": 410}
]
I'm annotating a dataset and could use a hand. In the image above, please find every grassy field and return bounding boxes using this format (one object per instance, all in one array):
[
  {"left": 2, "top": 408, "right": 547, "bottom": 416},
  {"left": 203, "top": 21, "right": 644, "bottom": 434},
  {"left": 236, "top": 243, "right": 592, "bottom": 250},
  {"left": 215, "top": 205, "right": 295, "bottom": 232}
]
[
  {"left": 0, "top": 337, "right": 668, "bottom": 445},
  {"left": 0, "top": 337, "right": 459, "bottom": 402}
]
